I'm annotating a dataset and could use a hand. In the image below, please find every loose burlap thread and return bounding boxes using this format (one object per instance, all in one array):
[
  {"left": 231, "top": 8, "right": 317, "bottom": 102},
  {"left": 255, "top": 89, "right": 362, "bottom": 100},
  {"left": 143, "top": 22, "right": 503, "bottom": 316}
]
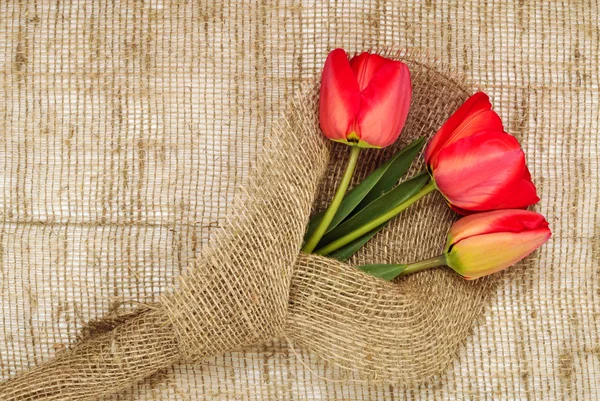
[{"left": 0, "top": 51, "right": 499, "bottom": 400}]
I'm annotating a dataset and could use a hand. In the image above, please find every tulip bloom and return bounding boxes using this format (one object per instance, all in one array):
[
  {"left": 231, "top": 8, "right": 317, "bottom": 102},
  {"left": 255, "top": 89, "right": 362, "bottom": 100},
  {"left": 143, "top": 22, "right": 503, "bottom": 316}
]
[
  {"left": 357, "top": 209, "right": 551, "bottom": 281},
  {"left": 303, "top": 49, "right": 412, "bottom": 254},
  {"left": 444, "top": 209, "right": 551, "bottom": 279},
  {"left": 319, "top": 49, "right": 412, "bottom": 148},
  {"left": 424, "top": 92, "right": 539, "bottom": 214},
  {"left": 314, "top": 92, "right": 544, "bottom": 257}
]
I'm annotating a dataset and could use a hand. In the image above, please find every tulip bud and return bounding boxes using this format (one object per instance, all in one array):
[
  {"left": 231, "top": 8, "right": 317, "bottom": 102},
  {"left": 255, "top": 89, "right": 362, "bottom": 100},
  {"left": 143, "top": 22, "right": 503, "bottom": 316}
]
[
  {"left": 424, "top": 92, "right": 539, "bottom": 214},
  {"left": 319, "top": 49, "right": 412, "bottom": 148},
  {"left": 356, "top": 209, "right": 551, "bottom": 281},
  {"left": 444, "top": 209, "right": 551, "bottom": 279}
]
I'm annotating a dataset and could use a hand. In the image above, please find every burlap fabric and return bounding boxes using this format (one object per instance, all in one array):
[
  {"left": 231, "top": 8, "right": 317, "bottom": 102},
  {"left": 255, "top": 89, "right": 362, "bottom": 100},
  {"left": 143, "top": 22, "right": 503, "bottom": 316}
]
[{"left": 0, "top": 1, "right": 597, "bottom": 400}]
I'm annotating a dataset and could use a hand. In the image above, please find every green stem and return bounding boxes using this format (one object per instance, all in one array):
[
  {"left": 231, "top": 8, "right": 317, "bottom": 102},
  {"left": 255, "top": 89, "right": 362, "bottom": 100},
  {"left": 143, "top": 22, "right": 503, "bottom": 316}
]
[
  {"left": 314, "top": 180, "right": 437, "bottom": 255},
  {"left": 302, "top": 146, "right": 362, "bottom": 253},
  {"left": 396, "top": 254, "right": 447, "bottom": 277}
]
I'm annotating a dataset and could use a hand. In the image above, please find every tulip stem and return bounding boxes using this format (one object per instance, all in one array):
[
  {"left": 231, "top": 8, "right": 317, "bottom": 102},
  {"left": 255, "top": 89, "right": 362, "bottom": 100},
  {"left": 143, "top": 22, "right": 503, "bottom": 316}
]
[
  {"left": 302, "top": 146, "right": 362, "bottom": 254},
  {"left": 396, "top": 254, "right": 447, "bottom": 277},
  {"left": 314, "top": 180, "right": 437, "bottom": 255}
]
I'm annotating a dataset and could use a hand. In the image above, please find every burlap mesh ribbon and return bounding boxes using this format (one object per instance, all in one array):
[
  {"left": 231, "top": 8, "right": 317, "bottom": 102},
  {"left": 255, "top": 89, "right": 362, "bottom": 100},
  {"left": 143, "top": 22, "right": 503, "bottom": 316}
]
[{"left": 0, "top": 53, "right": 499, "bottom": 400}]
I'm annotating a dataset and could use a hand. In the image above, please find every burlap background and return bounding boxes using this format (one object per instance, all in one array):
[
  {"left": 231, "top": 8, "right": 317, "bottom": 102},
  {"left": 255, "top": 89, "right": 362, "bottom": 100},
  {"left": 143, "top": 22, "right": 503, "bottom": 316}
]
[{"left": 0, "top": 1, "right": 597, "bottom": 400}]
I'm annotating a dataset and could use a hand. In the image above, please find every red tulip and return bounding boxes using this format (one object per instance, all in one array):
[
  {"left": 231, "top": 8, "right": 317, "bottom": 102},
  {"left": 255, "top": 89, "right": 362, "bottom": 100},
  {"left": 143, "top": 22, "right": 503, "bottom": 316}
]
[
  {"left": 424, "top": 92, "right": 539, "bottom": 214},
  {"left": 356, "top": 209, "right": 551, "bottom": 281},
  {"left": 445, "top": 209, "right": 551, "bottom": 279},
  {"left": 319, "top": 49, "right": 412, "bottom": 148}
]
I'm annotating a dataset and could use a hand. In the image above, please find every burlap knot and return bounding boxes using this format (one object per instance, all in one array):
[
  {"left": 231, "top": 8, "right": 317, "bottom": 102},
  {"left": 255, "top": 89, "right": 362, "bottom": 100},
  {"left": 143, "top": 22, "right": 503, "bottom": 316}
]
[{"left": 0, "top": 51, "right": 499, "bottom": 401}]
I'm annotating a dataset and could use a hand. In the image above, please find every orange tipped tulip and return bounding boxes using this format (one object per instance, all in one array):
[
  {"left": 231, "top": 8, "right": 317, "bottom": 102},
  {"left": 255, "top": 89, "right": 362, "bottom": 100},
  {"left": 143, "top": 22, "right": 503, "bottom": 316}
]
[
  {"left": 357, "top": 209, "right": 551, "bottom": 281},
  {"left": 445, "top": 209, "right": 551, "bottom": 279},
  {"left": 319, "top": 49, "right": 412, "bottom": 148},
  {"left": 424, "top": 92, "right": 539, "bottom": 214}
]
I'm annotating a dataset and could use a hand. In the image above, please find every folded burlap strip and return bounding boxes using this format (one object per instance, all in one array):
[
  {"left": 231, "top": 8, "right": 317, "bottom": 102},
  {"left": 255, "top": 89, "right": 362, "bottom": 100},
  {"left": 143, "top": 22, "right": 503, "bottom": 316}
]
[{"left": 0, "top": 51, "right": 498, "bottom": 400}]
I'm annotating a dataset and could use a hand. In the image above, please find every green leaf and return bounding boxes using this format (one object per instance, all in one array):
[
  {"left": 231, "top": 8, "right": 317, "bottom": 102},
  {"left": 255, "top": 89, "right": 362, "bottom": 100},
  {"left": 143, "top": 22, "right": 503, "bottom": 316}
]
[
  {"left": 356, "top": 264, "right": 407, "bottom": 281},
  {"left": 304, "top": 137, "right": 425, "bottom": 242},
  {"left": 327, "top": 226, "right": 383, "bottom": 262},
  {"left": 355, "top": 137, "right": 426, "bottom": 210},
  {"left": 317, "top": 172, "right": 430, "bottom": 247}
]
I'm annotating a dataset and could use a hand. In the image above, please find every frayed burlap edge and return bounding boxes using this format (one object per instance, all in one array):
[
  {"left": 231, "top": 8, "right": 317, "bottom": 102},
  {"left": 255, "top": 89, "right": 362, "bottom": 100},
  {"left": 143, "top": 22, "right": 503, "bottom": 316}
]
[{"left": 0, "top": 49, "right": 506, "bottom": 400}]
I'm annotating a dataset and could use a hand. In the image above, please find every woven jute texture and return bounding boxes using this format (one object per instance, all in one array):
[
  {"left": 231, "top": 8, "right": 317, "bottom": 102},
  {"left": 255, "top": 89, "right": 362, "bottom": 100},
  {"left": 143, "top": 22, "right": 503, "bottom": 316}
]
[{"left": 0, "top": 1, "right": 597, "bottom": 400}]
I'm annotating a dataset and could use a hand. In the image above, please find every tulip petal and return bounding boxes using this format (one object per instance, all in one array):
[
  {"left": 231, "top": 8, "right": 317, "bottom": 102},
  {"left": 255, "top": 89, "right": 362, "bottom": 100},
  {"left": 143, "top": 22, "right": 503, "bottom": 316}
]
[
  {"left": 355, "top": 62, "right": 412, "bottom": 148},
  {"left": 446, "top": 228, "right": 551, "bottom": 279},
  {"left": 446, "top": 209, "right": 550, "bottom": 249},
  {"left": 319, "top": 49, "right": 361, "bottom": 141},
  {"left": 491, "top": 179, "right": 539, "bottom": 210},
  {"left": 483, "top": 164, "right": 540, "bottom": 209},
  {"left": 349, "top": 52, "right": 391, "bottom": 91},
  {"left": 425, "top": 92, "right": 504, "bottom": 167},
  {"left": 448, "top": 204, "right": 475, "bottom": 215},
  {"left": 433, "top": 131, "right": 538, "bottom": 212}
]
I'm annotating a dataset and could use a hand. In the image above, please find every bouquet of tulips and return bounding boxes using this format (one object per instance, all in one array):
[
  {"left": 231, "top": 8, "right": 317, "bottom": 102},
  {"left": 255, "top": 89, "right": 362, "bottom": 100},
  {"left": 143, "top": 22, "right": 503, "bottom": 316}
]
[{"left": 303, "top": 49, "right": 551, "bottom": 280}]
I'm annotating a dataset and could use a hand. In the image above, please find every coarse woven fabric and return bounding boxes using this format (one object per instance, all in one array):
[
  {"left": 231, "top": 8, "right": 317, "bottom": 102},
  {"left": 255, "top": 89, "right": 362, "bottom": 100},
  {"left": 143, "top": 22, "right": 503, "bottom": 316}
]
[
  {"left": 0, "top": 48, "right": 492, "bottom": 400},
  {"left": 0, "top": 1, "right": 597, "bottom": 400}
]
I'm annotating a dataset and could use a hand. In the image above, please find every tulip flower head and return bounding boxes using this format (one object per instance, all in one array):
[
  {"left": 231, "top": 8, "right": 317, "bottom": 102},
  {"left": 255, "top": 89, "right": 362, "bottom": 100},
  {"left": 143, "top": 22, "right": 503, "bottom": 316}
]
[
  {"left": 356, "top": 209, "right": 551, "bottom": 281},
  {"left": 444, "top": 209, "right": 551, "bottom": 279},
  {"left": 424, "top": 92, "right": 540, "bottom": 214},
  {"left": 319, "top": 49, "right": 412, "bottom": 148}
]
